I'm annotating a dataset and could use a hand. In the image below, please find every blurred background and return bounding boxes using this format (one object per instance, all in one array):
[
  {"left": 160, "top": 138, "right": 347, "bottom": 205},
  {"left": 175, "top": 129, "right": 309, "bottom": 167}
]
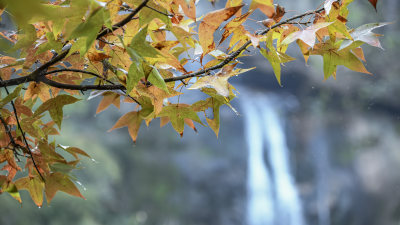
[{"left": 1, "top": 0, "right": 400, "bottom": 225}]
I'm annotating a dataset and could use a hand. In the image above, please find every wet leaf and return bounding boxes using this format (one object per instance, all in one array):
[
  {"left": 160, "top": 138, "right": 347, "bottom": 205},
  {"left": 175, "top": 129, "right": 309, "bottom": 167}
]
[
  {"left": 340, "top": 22, "right": 390, "bottom": 50},
  {"left": 33, "top": 95, "right": 81, "bottom": 129},
  {"left": 15, "top": 176, "right": 44, "bottom": 207},
  {"left": 109, "top": 111, "right": 143, "bottom": 143},
  {"left": 199, "top": 5, "right": 243, "bottom": 56},
  {"left": 281, "top": 22, "right": 333, "bottom": 47},
  {"left": 44, "top": 172, "right": 85, "bottom": 204}
]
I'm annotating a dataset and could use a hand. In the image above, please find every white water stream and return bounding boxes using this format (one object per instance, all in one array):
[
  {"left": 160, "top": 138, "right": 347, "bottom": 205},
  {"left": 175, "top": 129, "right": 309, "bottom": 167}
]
[{"left": 243, "top": 95, "right": 305, "bottom": 225}]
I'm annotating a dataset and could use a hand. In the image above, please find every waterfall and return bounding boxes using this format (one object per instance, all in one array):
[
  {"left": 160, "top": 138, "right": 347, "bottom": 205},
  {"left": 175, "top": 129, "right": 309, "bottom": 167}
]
[{"left": 242, "top": 94, "right": 305, "bottom": 225}]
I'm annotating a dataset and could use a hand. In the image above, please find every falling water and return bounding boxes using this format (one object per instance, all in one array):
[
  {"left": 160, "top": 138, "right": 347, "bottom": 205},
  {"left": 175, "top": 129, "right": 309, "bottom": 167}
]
[{"left": 242, "top": 94, "right": 305, "bottom": 225}]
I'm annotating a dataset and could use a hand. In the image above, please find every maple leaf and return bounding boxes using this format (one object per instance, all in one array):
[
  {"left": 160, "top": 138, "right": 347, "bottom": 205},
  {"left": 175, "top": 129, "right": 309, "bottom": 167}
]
[
  {"left": 0, "top": 180, "right": 21, "bottom": 203},
  {"left": 96, "top": 92, "right": 121, "bottom": 114},
  {"left": 129, "top": 25, "right": 162, "bottom": 59},
  {"left": 173, "top": 0, "right": 196, "bottom": 21},
  {"left": 135, "top": 84, "right": 182, "bottom": 115},
  {"left": 220, "top": 10, "right": 253, "bottom": 45},
  {"left": 15, "top": 176, "right": 44, "bottom": 207},
  {"left": 249, "top": 0, "right": 274, "bottom": 17},
  {"left": 23, "top": 82, "right": 51, "bottom": 102},
  {"left": 340, "top": 22, "right": 390, "bottom": 50},
  {"left": 199, "top": 5, "right": 244, "bottom": 57},
  {"left": 281, "top": 22, "right": 333, "bottom": 48},
  {"left": 59, "top": 145, "right": 91, "bottom": 160},
  {"left": 0, "top": 0, "right": 390, "bottom": 207},
  {"left": 109, "top": 111, "right": 143, "bottom": 143},
  {"left": 261, "top": 32, "right": 295, "bottom": 85},
  {"left": 310, "top": 41, "right": 371, "bottom": 79},
  {"left": 188, "top": 64, "right": 239, "bottom": 97},
  {"left": 0, "top": 85, "right": 22, "bottom": 109},
  {"left": 196, "top": 88, "right": 238, "bottom": 137},
  {"left": 157, "top": 104, "right": 203, "bottom": 136},
  {"left": 368, "top": 0, "right": 378, "bottom": 11},
  {"left": 324, "top": 0, "right": 338, "bottom": 15},
  {"left": 33, "top": 95, "right": 81, "bottom": 129},
  {"left": 44, "top": 172, "right": 85, "bottom": 204}
]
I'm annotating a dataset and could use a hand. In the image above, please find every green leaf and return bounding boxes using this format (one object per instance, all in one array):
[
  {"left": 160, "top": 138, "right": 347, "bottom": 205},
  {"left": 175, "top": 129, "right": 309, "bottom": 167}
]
[
  {"left": 60, "top": 146, "right": 91, "bottom": 160},
  {"left": 0, "top": 85, "right": 22, "bottom": 109},
  {"left": 127, "top": 62, "right": 144, "bottom": 94},
  {"left": 148, "top": 66, "right": 168, "bottom": 93},
  {"left": 69, "top": 7, "right": 106, "bottom": 55},
  {"left": 130, "top": 25, "right": 161, "bottom": 58},
  {"left": 9, "top": 24, "right": 36, "bottom": 52},
  {"left": 15, "top": 176, "right": 44, "bottom": 207},
  {"left": 157, "top": 104, "right": 203, "bottom": 136},
  {"left": 1, "top": 177, "right": 22, "bottom": 204},
  {"left": 0, "top": 34, "right": 14, "bottom": 55},
  {"left": 323, "top": 52, "right": 338, "bottom": 79},
  {"left": 33, "top": 95, "right": 80, "bottom": 129},
  {"left": 49, "top": 163, "right": 76, "bottom": 174},
  {"left": 44, "top": 172, "right": 85, "bottom": 204},
  {"left": 36, "top": 32, "right": 63, "bottom": 55},
  {"left": 260, "top": 48, "right": 282, "bottom": 86}
]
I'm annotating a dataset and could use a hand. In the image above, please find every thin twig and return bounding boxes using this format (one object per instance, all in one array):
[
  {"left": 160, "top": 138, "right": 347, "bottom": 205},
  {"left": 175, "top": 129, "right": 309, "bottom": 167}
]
[
  {"left": 0, "top": 7, "right": 324, "bottom": 88},
  {"left": 0, "top": 115, "right": 16, "bottom": 147},
  {"left": 97, "top": 0, "right": 150, "bottom": 39},
  {"left": 164, "top": 8, "right": 324, "bottom": 83},
  {"left": 44, "top": 68, "right": 140, "bottom": 104},
  {"left": 0, "top": 77, "right": 45, "bottom": 181},
  {"left": 145, "top": 5, "right": 173, "bottom": 17},
  {"left": 39, "top": 77, "right": 125, "bottom": 91}
]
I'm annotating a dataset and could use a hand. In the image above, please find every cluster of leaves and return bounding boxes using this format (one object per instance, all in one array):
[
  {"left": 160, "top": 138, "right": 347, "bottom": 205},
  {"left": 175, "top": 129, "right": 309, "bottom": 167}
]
[{"left": 0, "top": 0, "right": 385, "bottom": 206}]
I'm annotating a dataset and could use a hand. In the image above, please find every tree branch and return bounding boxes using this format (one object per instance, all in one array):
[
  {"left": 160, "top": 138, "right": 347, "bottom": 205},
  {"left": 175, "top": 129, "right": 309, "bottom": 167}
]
[
  {"left": 145, "top": 5, "right": 173, "bottom": 17},
  {"left": 0, "top": 77, "right": 45, "bottom": 181},
  {"left": 164, "top": 8, "right": 324, "bottom": 83},
  {"left": 97, "top": 0, "right": 150, "bottom": 39},
  {"left": 0, "top": 114, "right": 16, "bottom": 147},
  {"left": 45, "top": 68, "right": 106, "bottom": 80},
  {"left": 39, "top": 77, "right": 125, "bottom": 91},
  {"left": 44, "top": 68, "right": 140, "bottom": 104},
  {"left": 0, "top": 7, "right": 324, "bottom": 91}
]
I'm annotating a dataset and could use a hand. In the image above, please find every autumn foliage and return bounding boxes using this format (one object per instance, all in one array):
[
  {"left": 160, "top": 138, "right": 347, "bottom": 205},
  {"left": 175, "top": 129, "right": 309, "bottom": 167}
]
[{"left": 0, "top": 0, "right": 385, "bottom": 206}]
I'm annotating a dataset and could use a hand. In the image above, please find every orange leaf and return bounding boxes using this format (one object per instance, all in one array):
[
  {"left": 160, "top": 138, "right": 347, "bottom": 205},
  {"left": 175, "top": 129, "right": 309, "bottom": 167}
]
[
  {"left": 96, "top": 92, "right": 121, "bottom": 114},
  {"left": 88, "top": 51, "right": 111, "bottom": 62},
  {"left": 199, "top": 5, "right": 244, "bottom": 57},
  {"left": 24, "top": 82, "right": 51, "bottom": 102},
  {"left": 272, "top": 5, "right": 285, "bottom": 23},
  {"left": 173, "top": 0, "right": 196, "bottom": 21},
  {"left": 15, "top": 177, "right": 44, "bottom": 207},
  {"left": 184, "top": 118, "right": 197, "bottom": 132},
  {"left": 249, "top": 0, "right": 274, "bottom": 17},
  {"left": 109, "top": 111, "right": 143, "bottom": 143},
  {"left": 368, "top": 0, "right": 378, "bottom": 11}
]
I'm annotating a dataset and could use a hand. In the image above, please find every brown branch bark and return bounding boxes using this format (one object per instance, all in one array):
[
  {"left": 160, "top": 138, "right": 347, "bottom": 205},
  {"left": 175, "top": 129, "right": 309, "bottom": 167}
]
[
  {"left": 0, "top": 77, "right": 45, "bottom": 181},
  {"left": 0, "top": 7, "right": 323, "bottom": 90},
  {"left": 97, "top": 0, "right": 150, "bottom": 39},
  {"left": 39, "top": 77, "right": 125, "bottom": 91},
  {"left": 164, "top": 8, "right": 324, "bottom": 83}
]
